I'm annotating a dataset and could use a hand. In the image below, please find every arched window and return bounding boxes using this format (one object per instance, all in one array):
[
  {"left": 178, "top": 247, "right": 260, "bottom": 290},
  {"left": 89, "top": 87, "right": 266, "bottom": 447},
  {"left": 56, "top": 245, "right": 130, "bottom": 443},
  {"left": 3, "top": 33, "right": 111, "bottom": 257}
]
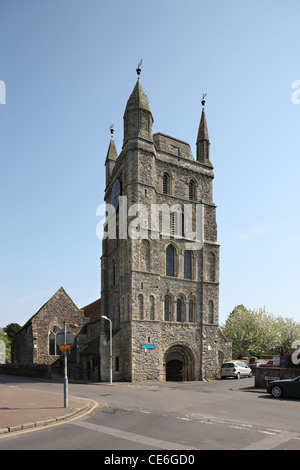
[
  {"left": 150, "top": 295, "right": 155, "bottom": 320},
  {"left": 189, "top": 180, "right": 195, "bottom": 201},
  {"left": 49, "top": 326, "right": 60, "bottom": 356},
  {"left": 163, "top": 173, "right": 169, "bottom": 194},
  {"left": 138, "top": 294, "right": 144, "bottom": 320},
  {"left": 209, "top": 253, "right": 215, "bottom": 282},
  {"left": 171, "top": 212, "right": 178, "bottom": 236},
  {"left": 184, "top": 250, "right": 192, "bottom": 279},
  {"left": 188, "top": 300, "right": 194, "bottom": 322},
  {"left": 164, "top": 296, "right": 171, "bottom": 321},
  {"left": 177, "top": 298, "right": 183, "bottom": 322},
  {"left": 171, "top": 209, "right": 184, "bottom": 237},
  {"left": 166, "top": 245, "right": 175, "bottom": 277}
]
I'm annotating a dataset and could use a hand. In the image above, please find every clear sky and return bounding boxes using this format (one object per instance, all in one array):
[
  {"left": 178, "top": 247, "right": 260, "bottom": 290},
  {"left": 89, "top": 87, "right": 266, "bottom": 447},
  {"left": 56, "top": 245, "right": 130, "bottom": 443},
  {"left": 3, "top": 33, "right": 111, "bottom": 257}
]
[{"left": 1, "top": 0, "right": 299, "bottom": 328}]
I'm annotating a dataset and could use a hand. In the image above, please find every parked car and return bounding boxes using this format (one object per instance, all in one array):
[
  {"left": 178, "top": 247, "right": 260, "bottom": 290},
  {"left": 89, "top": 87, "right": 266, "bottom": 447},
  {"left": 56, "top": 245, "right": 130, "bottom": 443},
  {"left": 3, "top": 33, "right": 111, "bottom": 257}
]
[
  {"left": 248, "top": 361, "right": 267, "bottom": 373},
  {"left": 221, "top": 362, "right": 253, "bottom": 379},
  {"left": 266, "top": 376, "right": 300, "bottom": 398},
  {"left": 259, "top": 360, "right": 274, "bottom": 367}
]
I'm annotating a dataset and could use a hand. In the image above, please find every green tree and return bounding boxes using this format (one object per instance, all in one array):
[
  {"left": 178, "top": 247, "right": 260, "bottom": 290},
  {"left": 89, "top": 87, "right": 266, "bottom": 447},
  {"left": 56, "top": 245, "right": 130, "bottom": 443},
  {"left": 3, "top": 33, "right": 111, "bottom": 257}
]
[
  {"left": 221, "top": 305, "right": 300, "bottom": 358},
  {"left": 4, "top": 323, "right": 21, "bottom": 340}
]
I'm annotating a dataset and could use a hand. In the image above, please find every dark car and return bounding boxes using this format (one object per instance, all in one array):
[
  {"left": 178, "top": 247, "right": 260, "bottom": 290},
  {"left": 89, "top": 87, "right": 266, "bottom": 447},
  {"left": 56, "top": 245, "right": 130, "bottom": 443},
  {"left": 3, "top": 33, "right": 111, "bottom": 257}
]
[{"left": 266, "top": 376, "right": 300, "bottom": 398}]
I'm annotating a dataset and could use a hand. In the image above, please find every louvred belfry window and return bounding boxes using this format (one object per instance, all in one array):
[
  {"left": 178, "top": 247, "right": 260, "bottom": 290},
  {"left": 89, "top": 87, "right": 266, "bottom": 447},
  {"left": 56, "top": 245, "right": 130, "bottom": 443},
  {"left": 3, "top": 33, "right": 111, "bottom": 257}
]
[
  {"left": 163, "top": 173, "right": 169, "bottom": 194},
  {"left": 189, "top": 180, "right": 195, "bottom": 200}
]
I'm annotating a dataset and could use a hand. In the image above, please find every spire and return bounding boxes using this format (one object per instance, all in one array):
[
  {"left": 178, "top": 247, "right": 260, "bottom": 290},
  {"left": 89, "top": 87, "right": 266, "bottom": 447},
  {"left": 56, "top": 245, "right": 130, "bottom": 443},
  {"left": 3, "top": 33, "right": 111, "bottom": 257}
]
[
  {"left": 123, "top": 61, "right": 154, "bottom": 146},
  {"left": 105, "top": 125, "right": 118, "bottom": 163},
  {"left": 105, "top": 126, "right": 118, "bottom": 187},
  {"left": 124, "top": 77, "right": 152, "bottom": 114},
  {"left": 196, "top": 94, "right": 211, "bottom": 164}
]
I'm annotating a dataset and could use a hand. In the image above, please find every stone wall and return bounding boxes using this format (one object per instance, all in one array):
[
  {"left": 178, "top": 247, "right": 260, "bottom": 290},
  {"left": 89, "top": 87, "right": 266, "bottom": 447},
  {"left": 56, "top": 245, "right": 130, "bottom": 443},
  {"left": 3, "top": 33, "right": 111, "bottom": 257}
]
[
  {"left": 11, "top": 288, "right": 85, "bottom": 365},
  {"left": 0, "top": 363, "right": 52, "bottom": 379},
  {"left": 255, "top": 367, "right": 300, "bottom": 388},
  {"left": 100, "top": 78, "right": 232, "bottom": 382}
]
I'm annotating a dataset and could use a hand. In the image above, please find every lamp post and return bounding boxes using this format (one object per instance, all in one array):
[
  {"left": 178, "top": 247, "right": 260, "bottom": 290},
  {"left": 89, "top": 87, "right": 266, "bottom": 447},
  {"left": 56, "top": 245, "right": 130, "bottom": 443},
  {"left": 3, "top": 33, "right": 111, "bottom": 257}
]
[
  {"left": 63, "top": 322, "right": 68, "bottom": 407},
  {"left": 101, "top": 315, "right": 112, "bottom": 384}
]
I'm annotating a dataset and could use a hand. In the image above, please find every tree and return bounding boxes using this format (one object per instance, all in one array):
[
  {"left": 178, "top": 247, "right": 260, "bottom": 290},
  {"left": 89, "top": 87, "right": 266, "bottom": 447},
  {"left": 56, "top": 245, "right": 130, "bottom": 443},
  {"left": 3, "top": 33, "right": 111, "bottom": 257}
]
[
  {"left": 4, "top": 323, "right": 21, "bottom": 340},
  {"left": 221, "top": 305, "right": 300, "bottom": 358}
]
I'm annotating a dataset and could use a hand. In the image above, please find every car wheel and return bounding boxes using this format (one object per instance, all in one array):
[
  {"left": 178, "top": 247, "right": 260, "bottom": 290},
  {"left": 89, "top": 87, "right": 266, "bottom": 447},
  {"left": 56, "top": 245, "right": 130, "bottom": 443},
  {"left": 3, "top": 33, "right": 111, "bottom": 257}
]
[
  {"left": 235, "top": 373, "right": 240, "bottom": 379},
  {"left": 271, "top": 385, "right": 283, "bottom": 398},
  {"left": 248, "top": 372, "right": 253, "bottom": 378}
]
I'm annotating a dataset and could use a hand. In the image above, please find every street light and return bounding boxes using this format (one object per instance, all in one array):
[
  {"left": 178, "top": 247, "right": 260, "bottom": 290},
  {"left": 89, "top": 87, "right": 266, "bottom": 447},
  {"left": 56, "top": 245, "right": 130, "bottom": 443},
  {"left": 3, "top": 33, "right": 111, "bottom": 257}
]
[{"left": 101, "top": 315, "right": 112, "bottom": 384}]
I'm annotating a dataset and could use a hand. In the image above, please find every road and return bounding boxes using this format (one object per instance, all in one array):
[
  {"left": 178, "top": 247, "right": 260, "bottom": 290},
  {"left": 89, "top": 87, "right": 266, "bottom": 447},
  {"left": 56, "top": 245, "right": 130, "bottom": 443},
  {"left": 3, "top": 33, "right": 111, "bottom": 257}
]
[{"left": 0, "top": 375, "right": 300, "bottom": 451}]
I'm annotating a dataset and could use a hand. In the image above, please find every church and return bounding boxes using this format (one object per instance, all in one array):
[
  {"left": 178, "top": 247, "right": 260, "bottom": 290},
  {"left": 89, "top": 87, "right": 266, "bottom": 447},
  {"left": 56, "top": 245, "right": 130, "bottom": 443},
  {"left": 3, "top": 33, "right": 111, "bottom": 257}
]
[
  {"left": 11, "top": 67, "right": 231, "bottom": 382},
  {"left": 99, "top": 66, "right": 231, "bottom": 382}
]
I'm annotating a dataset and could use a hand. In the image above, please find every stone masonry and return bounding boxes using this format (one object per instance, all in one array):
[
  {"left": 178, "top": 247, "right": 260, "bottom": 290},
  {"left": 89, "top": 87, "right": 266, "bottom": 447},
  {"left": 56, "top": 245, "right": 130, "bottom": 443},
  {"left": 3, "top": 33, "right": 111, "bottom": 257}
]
[
  {"left": 100, "top": 72, "right": 231, "bottom": 382},
  {"left": 11, "top": 287, "right": 85, "bottom": 365}
]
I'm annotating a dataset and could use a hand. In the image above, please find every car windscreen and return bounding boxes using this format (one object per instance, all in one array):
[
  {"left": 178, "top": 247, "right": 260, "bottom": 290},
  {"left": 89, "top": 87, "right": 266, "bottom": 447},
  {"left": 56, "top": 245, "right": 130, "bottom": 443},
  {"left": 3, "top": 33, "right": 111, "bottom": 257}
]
[{"left": 221, "top": 363, "right": 234, "bottom": 368}]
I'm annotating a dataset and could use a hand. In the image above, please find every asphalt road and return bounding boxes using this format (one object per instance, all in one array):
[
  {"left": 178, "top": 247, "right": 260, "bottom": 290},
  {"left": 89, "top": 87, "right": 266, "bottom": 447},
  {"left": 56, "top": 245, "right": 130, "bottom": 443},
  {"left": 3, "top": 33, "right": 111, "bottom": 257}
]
[{"left": 0, "top": 375, "right": 300, "bottom": 451}]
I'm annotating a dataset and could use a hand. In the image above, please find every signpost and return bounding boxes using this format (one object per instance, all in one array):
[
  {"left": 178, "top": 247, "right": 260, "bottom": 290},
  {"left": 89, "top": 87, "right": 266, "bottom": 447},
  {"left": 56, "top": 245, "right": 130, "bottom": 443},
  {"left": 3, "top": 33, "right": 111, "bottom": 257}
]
[
  {"left": 56, "top": 325, "right": 74, "bottom": 407},
  {"left": 142, "top": 344, "right": 155, "bottom": 353}
]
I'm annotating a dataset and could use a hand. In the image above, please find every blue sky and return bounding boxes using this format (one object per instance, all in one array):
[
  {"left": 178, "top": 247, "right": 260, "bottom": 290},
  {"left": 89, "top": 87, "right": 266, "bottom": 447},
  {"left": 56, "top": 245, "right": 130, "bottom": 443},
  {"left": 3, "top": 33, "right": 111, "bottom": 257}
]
[{"left": 1, "top": 0, "right": 299, "bottom": 328}]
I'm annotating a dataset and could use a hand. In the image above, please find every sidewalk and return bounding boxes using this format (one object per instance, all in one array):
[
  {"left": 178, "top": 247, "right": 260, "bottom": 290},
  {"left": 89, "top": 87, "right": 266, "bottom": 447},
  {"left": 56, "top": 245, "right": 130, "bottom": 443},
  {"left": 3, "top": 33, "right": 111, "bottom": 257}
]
[{"left": 0, "top": 384, "right": 93, "bottom": 434}]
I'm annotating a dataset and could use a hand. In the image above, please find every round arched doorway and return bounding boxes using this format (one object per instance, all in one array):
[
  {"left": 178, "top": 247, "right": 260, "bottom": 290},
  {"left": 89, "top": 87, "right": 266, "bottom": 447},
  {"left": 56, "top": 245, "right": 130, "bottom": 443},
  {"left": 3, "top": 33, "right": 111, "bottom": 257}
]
[{"left": 164, "top": 344, "right": 195, "bottom": 381}]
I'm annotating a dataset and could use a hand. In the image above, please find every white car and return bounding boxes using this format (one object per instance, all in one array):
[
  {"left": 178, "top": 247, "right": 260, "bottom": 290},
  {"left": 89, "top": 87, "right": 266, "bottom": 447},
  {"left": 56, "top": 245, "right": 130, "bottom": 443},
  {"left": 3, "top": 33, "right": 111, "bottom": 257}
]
[{"left": 221, "top": 361, "right": 253, "bottom": 379}]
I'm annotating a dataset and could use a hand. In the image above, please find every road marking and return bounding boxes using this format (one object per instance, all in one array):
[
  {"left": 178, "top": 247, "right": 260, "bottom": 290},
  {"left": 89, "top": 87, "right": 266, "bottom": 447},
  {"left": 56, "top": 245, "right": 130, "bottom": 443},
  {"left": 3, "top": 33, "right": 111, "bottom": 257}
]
[
  {"left": 242, "top": 433, "right": 294, "bottom": 450},
  {"left": 73, "top": 421, "right": 198, "bottom": 450}
]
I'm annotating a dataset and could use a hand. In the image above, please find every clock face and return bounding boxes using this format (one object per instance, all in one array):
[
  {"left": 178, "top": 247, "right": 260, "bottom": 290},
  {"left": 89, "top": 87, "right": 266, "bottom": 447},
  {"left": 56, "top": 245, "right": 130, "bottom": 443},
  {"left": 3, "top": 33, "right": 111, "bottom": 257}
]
[{"left": 111, "top": 178, "right": 121, "bottom": 209}]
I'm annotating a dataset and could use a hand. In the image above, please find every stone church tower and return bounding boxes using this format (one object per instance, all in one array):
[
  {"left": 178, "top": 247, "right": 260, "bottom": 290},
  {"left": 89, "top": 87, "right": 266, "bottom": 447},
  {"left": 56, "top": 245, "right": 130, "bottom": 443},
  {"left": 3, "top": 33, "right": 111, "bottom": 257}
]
[{"left": 100, "top": 69, "right": 231, "bottom": 382}]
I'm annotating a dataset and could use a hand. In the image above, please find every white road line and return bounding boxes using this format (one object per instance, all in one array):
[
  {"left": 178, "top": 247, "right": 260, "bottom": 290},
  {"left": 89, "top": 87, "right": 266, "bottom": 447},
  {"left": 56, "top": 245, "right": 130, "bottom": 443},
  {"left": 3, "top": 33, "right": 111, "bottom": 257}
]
[
  {"left": 242, "top": 433, "right": 294, "bottom": 450},
  {"left": 73, "top": 421, "right": 198, "bottom": 450}
]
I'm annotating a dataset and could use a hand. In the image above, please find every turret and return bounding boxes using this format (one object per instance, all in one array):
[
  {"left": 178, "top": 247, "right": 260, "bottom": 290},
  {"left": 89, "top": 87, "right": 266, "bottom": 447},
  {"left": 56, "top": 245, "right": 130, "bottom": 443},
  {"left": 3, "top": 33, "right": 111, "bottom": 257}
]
[
  {"left": 123, "top": 64, "right": 154, "bottom": 147},
  {"left": 105, "top": 126, "right": 118, "bottom": 187},
  {"left": 196, "top": 95, "right": 211, "bottom": 165}
]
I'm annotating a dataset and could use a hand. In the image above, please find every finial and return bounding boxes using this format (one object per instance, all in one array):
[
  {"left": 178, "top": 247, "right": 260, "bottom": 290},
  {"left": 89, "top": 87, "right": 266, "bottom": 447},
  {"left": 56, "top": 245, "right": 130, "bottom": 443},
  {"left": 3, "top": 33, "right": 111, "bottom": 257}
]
[
  {"left": 201, "top": 93, "right": 207, "bottom": 108},
  {"left": 136, "top": 59, "right": 142, "bottom": 77},
  {"left": 109, "top": 124, "right": 114, "bottom": 137}
]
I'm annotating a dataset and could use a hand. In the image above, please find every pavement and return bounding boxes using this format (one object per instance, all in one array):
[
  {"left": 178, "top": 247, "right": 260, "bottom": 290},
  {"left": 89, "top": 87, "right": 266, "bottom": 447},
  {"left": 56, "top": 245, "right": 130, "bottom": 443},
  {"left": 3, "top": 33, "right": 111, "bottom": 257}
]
[{"left": 0, "top": 383, "right": 95, "bottom": 434}]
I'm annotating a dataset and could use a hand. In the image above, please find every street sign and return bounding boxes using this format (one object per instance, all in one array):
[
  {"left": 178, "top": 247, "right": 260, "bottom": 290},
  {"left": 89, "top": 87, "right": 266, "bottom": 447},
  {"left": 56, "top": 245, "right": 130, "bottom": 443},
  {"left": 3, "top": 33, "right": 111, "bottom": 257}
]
[
  {"left": 56, "top": 330, "right": 74, "bottom": 346},
  {"left": 59, "top": 344, "right": 71, "bottom": 351},
  {"left": 142, "top": 344, "right": 155, "bottom": 349}
]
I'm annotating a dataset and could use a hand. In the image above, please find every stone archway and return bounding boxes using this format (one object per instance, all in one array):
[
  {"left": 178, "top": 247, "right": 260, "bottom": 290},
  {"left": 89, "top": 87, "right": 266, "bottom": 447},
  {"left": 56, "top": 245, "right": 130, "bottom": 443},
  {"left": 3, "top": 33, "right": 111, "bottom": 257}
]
[{"left": 164, "top": 344, "right": 195, "bottom": 381}]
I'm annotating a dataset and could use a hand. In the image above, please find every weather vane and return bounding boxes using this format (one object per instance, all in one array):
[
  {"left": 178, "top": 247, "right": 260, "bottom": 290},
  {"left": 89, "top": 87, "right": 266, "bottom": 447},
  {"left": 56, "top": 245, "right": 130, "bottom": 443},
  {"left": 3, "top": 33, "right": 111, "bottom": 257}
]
[
  {"left": 109, "top": 124, "right": 114, "bottom": 136},
  {"left": 201, "top": 93, "right": 207, "bottom": 107},
  {"left": 136, "top": 59, "right": 142, "bottom": 77}
]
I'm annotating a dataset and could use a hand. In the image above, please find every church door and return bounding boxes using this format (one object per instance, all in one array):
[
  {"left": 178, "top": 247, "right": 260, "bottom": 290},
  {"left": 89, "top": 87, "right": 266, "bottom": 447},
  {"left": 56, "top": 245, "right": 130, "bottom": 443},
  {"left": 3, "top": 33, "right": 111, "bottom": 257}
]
[{"left": 166, "top": 359, "right": 183, "bottom": 381}]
